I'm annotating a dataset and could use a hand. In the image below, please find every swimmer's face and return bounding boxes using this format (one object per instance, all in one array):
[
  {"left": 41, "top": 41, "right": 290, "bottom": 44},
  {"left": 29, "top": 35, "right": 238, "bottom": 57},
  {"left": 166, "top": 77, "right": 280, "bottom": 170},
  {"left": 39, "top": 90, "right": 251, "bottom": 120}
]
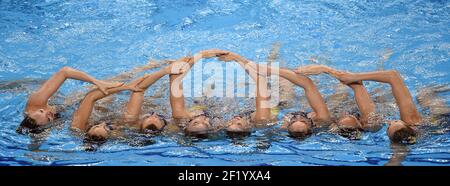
[
  {"left": 288, "top": 121, "right": 311, "bottom": 138},
  {"left": 226, "top": 116, "right": 250, "bottom": 133},
  {"left": 87, "top": 122, "right": 111, "bottom": 141},
  {"left": 27, "top": 108, "right": 55, "bottom": 126},
  {"left": 141, "top": 112, "right": 165, "bottom": 132},
  {"left": 337, "top": 115, "right": 361, "bottom": 130},
  {"left": 185, "top": 115, "right": 211, "bottom": 135}
]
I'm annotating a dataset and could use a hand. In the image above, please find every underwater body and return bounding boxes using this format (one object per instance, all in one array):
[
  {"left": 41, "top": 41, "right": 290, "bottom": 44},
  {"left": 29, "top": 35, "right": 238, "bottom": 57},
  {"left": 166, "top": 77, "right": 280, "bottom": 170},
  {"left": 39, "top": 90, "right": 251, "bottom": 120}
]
[{"left": 0, "top": 0, "right": 449, "bottom": 165}]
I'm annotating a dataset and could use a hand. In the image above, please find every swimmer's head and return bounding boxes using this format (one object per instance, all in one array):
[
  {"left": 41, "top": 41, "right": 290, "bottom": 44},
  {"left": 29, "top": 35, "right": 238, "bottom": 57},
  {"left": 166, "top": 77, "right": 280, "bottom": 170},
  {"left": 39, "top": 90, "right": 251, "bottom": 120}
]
[
  {"left": 86, "top": 122, "right": 113, "bottom": 141},
  {"left": 286, "top": 112, "right": 312, "bottom": 138},
  {"left": 18, "top": 107, "right": 59, "bottom": 134},
  {"left": 140, "top": 112, "right": 167, "bottom": 133},
  {"left": 226, "top": 115, "right": 251, "bottom": 137},
  {"left": 387, "top": 120, "right": 416, "bottom": 144},
  {"left": 25, "top": 107, "right": 56, "bottom": 126},
  {"left": 184, "top": 113, "right": 212, "bottom": 138}
]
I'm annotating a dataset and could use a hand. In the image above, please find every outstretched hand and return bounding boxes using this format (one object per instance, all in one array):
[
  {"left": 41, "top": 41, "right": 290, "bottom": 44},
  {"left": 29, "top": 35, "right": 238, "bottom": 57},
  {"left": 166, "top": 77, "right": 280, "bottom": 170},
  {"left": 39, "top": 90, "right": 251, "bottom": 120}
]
[
  {"left": 331, "top": 71, "right": 358, "bottom": 85},
  {"left": 94, "top": 80, "right": 124, "bottom": 95}
]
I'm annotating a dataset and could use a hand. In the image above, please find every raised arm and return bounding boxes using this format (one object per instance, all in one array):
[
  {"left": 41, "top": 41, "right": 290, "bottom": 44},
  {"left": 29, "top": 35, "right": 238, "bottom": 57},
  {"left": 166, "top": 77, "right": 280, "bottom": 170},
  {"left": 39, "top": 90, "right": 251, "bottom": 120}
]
[
  {"left": 169, "top": 57, "right": 196, "bottom": 119},
  {"left": 71, "top": 86, "right": 129, "bottom": 131},
  {"left": 168, "top": 50, "right": 230, "bottom": 119},
  {"left": 234, "top": 59, "right": 272, "bottom": 122},
  {"left": 333, "top": 70, "right": 422, "bottom": 125},
  {"left": 294, "top": 65, "right": 377, "bottom": 126},
  {"left": 124, "top": 64, "right": 184, "bottom": 122},
  {"left": 219, "top": 53, "right": 331, "bottom": 125},
  {"left": 27, "top": 67, "right": 122, "bottom": 108},
  {"left": 347, "top": 82, "right": 376, "bottom": 125}
]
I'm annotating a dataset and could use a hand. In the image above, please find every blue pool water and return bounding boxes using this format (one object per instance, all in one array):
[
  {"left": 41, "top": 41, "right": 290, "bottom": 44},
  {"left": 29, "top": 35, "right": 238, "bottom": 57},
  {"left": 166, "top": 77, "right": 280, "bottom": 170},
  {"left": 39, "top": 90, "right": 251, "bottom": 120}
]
[{"left": 0, "top": 0, "right": 449, "bottom": 166}]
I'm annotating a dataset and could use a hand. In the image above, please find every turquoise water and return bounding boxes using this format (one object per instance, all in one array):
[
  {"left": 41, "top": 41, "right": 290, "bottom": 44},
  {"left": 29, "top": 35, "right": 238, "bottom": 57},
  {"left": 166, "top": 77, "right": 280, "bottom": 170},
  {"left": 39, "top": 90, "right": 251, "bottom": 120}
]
[{"left": 0, "top": 0, "right": 449, "bottom": 165}]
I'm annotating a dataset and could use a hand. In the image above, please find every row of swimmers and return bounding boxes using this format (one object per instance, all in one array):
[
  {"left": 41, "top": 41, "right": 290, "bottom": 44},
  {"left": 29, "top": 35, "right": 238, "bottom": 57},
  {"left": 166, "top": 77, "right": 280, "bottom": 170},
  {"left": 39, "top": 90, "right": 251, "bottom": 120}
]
[{"left": 18, "top": 49, "right": 449, "bottom": 145}]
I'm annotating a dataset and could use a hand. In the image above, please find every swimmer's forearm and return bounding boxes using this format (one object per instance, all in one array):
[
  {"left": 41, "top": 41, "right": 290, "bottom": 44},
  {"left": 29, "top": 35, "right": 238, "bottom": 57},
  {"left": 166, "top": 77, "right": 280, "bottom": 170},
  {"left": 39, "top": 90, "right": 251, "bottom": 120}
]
[
  {"left": 304, "top": 85, "right": 331, "bottom": 124},
  {"left": 62, "top": 67, "right": 100, "bottom": 84},
  {"left": 137, "top": 68, "right": 168, "bottom": 90},
  {"left": 169, "top": 74, "right": 190, "bottom": 118},
  {"left": 236, "top": 61, "right": 272, "bottom": 120},
  {"left": 347, "top": 71, "right": 396, "bottom": 84},
  {"left": 348, "top": 83, "right": 376, "bottom": 119},
  {"left": 123, "top": 70, "right": 167, "bottom": 120},
  {"left": 71, "top": 102, "right": 94, "bottom": 131},
  {"left": 86, "top": 86, "right": 128, "bottom": 101},
  {"left": 125, "top": 92, "right": 144, "bottom": 121}
]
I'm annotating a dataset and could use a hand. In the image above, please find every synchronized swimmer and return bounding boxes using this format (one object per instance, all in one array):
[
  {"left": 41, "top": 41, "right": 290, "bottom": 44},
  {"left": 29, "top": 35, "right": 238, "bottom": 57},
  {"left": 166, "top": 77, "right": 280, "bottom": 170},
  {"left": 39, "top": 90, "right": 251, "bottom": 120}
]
[{"left": 17, "top": 49, "right": 447, "bottom": 145}]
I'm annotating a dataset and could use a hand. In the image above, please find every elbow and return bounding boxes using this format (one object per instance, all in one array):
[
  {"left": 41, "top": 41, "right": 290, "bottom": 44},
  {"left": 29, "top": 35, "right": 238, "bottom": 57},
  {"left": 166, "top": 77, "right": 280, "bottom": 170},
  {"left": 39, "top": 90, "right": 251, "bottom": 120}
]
[
  {"left": 59, "top": 66, "right": 73, "bottom": 76},
  {"left": 300, "top": 77, "right": 316, "bottom": 91},
  {"left": 387, "top": 70, "right": 401, "bottom": 79},
  {"left": 387, "top": 70, "right": 403, "bottom": 83}
]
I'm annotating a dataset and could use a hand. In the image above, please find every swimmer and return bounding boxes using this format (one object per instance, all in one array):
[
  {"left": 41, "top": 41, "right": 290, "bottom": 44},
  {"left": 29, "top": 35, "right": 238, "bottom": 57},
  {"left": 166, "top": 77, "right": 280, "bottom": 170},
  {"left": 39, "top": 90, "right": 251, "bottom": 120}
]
[
  {"left": 215, "top": 53, "right": 277, "bottom": 137},
  {"left": 18, "top": 67, "right": 123, "bottom": 133},
  {"left": 289, "top": 65, "right": 384, "bottom": 138},
  {"left": 217, "top": 52, "right": 331, "bottom": 138},
  {"left": 169, "top": 49, "right": 231, "bottom": 138},
  {"left": 71, "top": 62, "right": 188, "bottom": 141},
  {"left": 296, "top": 65, "right": 422, "bottom": 144}
]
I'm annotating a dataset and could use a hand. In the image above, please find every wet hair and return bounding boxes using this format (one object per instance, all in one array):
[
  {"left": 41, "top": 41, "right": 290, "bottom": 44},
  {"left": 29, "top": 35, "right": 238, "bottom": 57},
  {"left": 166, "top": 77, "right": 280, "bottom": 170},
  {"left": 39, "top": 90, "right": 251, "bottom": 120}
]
[
  {"left": 184, "top": 129, "right": 210, "bottom": 139},
  {"left": 85, "top": 134, "right": 108, "bottom": 142},
  {"left": 83, "top": 137, "right": 106, "bottom": 151},
  {"left": 389, "top": 125, "right": 417, "bottom": 144},
  {"left": 226, "top": 130, "right": 251, "bottom": 138},
  {"left": 16, "top": 116, "right": 43, "bottom": 134},
  {"left": 338, "top": 127, "right": 362, "bottom": 140}
]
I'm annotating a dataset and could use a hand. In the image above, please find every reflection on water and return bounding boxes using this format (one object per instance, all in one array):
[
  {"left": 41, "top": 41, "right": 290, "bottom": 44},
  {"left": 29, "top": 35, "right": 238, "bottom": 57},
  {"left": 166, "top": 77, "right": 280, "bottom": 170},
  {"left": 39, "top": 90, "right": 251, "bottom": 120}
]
[
  {"left": 385, "top": 144, "right": 410, "bottom": 166},
  {"left": 0, "top": 0, "right": 449, "bottom": 165}
]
